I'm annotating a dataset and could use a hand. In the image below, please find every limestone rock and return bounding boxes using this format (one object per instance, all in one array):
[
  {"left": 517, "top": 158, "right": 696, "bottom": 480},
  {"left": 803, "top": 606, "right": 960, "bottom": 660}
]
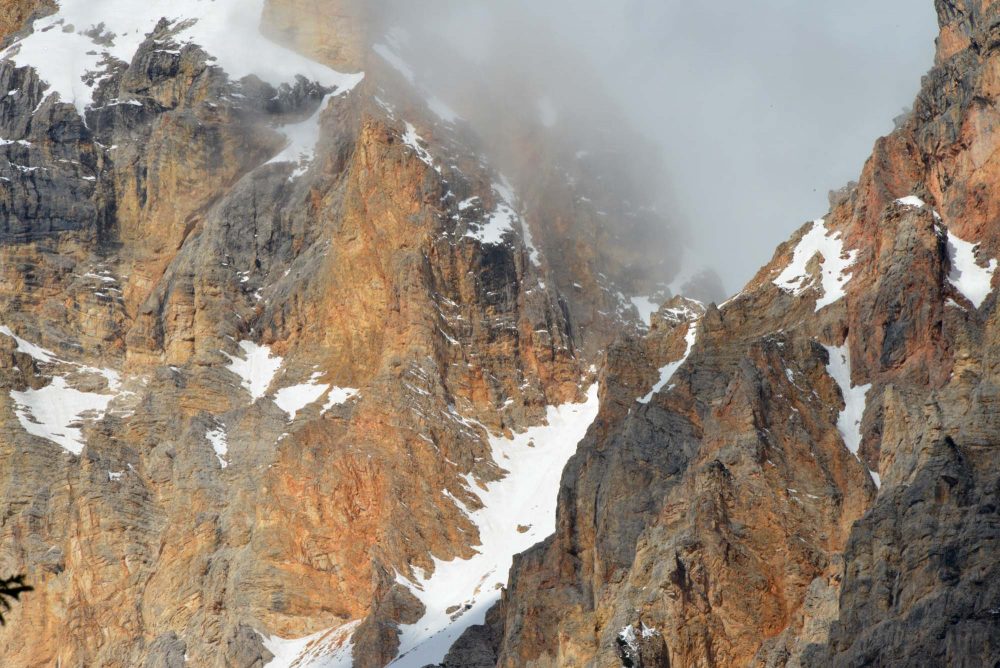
[{"left": 0, "top": 1, "right": 998, "bottom": 667}]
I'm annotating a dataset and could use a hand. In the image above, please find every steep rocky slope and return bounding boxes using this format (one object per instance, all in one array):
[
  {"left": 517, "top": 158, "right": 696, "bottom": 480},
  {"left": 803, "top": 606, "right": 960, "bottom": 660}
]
[
  {"left": 468, "top": 1, "right": 1000, "bottom": 666},
  {"left": 0, "top": 1, "right": 997, "bottom": 667},
  {"left": 0, "top": 1, "right": 699, "bottom": 666}
]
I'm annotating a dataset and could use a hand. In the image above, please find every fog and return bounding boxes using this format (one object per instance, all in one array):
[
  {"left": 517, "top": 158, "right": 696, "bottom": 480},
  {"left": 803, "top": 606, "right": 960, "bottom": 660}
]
[{"left": 372, "top": 1, "right": 939, "bottom": 294}]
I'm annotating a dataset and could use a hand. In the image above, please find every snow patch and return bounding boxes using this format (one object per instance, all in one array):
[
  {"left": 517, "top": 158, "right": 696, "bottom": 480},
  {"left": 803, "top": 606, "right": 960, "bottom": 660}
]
[
  {"left": 0, "top": 325, "right": 58, "bottom": 364},
  {"left": 1, "top": 325, "right": 121, "bottom": 455},
  {"left": 498, "top": 179, "right": 541, "bottom": 266},
  {"left": 465, "top": 179, "right": 538, "bottom": 265},
  {"left": 518, "top": 215, "right": 542, "bottom": 267},
  {"left": 11, "top": 377, "right": 114, "bottom": 456},
  {"left": 267, "top": 94, "right": 334, "bottom": 179},
  {"left": 466, "top": 203, "right": 515, "bottom": 246},
  {"left": 390, "top": 385, "right": 601, "bottom": 667},
  {"left": 773, "top": 219, "right": 858, "bottom": 311},
  {"left": 897, "top": 195, "right": 930, "bottom": 210},
  {"left": 630, "top": 296, "right": 660, "bottom": 327},
  {"left": 1, "top": 0, "right": 364, "bottom": 117},
  {"left": 946, "top": 231, "right": 997, "bottom": 309},
  {"left": 402, "top": 123, "right": 436, "bottom": 169},
  {"left": 660, "top": 299, "right": 704, "bottom": 324},
  {"left": 618, "top": 624, "right": 660, "bottom": 667},
  {"left": 896, "top": 195, "right": 943, "bottom": 221},
  {"left": 638, "top": 321, "right": 699, "bottom": 404},
  {"left": 274, "top": 374, "right": 330, "bottom": 420},
  {"left": 205, "top": 423, "right": 228, "bottom": 468},
  {"left": 262, "top": 620, "right": 360, "bottom": 668},
  {"left": 223, "top": 341, "right": 282, "bottom": 401},
  {"left": 82, "top": 272, "right": 117, "bottom": 284},
  {"left": 619, "top": 625, "right": 639, "bottom": 656},
  {"left": 322, "top": 387, "right": 359, "bottom": 413},
  {"left": 824, "top": 343, "right": 876, "bottom": 485}
]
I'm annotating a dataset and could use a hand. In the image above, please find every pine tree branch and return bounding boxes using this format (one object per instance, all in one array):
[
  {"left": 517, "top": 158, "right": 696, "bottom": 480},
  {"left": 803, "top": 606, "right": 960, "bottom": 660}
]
[{"left": 0, "top": 575, "right": 33, "bottom": 625}]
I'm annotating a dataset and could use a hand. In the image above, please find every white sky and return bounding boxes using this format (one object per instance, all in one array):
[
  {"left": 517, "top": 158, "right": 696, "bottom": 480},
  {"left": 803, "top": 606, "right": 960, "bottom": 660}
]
[{"left": 517, "top": 0, "right": 939, "bottom": 291}]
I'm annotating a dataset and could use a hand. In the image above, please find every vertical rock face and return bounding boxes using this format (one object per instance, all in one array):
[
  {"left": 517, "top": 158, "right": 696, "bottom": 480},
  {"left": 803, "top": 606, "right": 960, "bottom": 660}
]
[
  {"left": 262, "top": 0, "right": 368, "bottom": 71},
  {"left": 0, "top": 1, "right": 996, "bottom": 668},
  {"left": 0, "top": 2, "right": 677, "bottom": 667}
]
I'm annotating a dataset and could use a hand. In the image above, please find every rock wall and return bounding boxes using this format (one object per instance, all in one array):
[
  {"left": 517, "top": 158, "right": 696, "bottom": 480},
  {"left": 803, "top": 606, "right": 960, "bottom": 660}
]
[
  {"left": 0, "top": 1, "right": 997, "bottom": 667},
  {"left": 0, "top": 4, "right": 649, "bottom": 666},
  {"left": 484, "top": 1, "right": 1000, "bottom": 666},
  {"left": 262, "top": 0, "right": 368, "bottom": 72}
]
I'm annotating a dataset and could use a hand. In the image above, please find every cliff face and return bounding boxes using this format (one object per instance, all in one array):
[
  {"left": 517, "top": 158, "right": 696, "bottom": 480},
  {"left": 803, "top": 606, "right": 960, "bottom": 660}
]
[
  {"left": 0, "top": 0, "right": 52, "bottom": 47},
  {"left": 479, "top": 1, "right": 1000, "bottom": 666},
  {"left": 0, "top": 1, "right": 996, "bottom": 668},
  {"left": 0, "top": 2, "right": 658, "bottom": 666},
  {"left": 261, "top": 0, "right": 368, "bottom": 72}
]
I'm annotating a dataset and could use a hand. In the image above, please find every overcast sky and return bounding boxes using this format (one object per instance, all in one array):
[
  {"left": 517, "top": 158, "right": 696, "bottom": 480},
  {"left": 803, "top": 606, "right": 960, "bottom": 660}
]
[
  {"left": 383, "top": 0, "right": 940, "bottom": 294},
  {"left": 515, "top": 1, "right": 940, "bottom": 292}
]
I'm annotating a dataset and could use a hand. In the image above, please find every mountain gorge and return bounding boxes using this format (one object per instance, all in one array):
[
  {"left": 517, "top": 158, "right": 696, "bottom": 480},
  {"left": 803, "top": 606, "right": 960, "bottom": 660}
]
[{"left": 0, "top": 1, "right": 996, "bottom": 667}]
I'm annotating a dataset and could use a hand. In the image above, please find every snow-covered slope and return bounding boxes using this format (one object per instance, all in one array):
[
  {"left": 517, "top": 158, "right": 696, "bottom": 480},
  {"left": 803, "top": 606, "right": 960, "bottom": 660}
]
[
  {"left": 263, "top": 620, "right": 360, "bottom": 668},
  {"left": 1, "top": 326, "right": 122, "bottom": 456},
  {"left": 638, "top": 320, "right": 699, "bottom": 404},
  {"left": 0, "top": 0, "right": 364, "bottom": 116},
  {"left": 895, "top": 196, "right": 997, "bottom": 308},
  {"left": 389, "top": 385, "right": 600, "bottom": 667},
  {"left": 224, "top": 341, "right": 283, "bottom": 402},
  {"left": 946, "top": 231, "right": 997, "bottom": 309},
  {"left": 824, "top": 343, "right": 877, "bottom": 486},
  {"left": 773, "top": 219, "right": 857, "bottom": 311}
]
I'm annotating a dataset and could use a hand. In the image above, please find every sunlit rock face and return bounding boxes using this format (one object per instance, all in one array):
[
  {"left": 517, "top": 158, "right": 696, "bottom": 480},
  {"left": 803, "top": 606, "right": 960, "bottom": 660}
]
[
  {"left": 475, "top": 2, "right": 1000, "bottom": 667},
  {"left": 0, "top": 2, "right": 690, "bottom": 667},
  {"left": 0, "top": 1, "right": 997, "bottom": 668},
  {"left": 0, "top": 0, "right": 52, "bottom": 47}
]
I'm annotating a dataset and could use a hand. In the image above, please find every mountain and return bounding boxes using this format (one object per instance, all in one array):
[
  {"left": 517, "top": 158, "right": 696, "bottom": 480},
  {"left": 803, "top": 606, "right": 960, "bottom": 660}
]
[
  {"left": 0, "top": 1, "right": 996, "bottom": 667},
  {"left": 465, "top": 1, "right": 1000, "bottom": 665}
]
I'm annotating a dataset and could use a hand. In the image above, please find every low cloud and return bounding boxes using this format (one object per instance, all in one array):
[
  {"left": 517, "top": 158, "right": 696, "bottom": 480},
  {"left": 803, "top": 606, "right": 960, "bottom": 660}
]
[{"left": 368, "top": 0, "right": 938, "bottom": 293}]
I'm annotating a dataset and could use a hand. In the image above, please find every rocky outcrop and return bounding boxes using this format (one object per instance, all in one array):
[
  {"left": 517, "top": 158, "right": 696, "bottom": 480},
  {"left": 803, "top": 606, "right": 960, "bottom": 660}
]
[
  {"left": 262, "top": 0, "right": 368, "bottom": 71},
  {"left": 0, "top": 0, "right": 52, "bottom": 46}
]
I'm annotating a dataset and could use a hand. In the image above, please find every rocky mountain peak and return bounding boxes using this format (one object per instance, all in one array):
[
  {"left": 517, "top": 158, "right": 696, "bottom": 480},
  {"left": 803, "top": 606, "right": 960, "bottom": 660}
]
[{"left": 0, "top": 2, "right": 996, "bottom": 668}]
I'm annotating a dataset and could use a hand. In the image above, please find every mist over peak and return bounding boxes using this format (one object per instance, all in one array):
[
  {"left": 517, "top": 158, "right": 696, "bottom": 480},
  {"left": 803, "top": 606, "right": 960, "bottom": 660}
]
[
  {"left": 0, "top": 1, "right": 996, "bottom": 666},
  {"left": 366, "top": 0, "right": 938, "bottom": 293}
]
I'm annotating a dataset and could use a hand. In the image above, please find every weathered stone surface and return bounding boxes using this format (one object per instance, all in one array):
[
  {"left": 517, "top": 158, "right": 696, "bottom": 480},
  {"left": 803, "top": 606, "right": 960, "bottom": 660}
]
[
  {"left": 0, "top": 0, "right": 52, "bottom": 46},
  {"left": 488, "top": 2, "right": 1000, "bottom": 666},
  {"left": 0, "top": 1, "right": 998, "bottom": 666},
  {"left": 0, "top": 3, "right": 677, "bottom": 666},
  {"left": 262, "top": 0, "right": 368, "bottom": 72}
]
